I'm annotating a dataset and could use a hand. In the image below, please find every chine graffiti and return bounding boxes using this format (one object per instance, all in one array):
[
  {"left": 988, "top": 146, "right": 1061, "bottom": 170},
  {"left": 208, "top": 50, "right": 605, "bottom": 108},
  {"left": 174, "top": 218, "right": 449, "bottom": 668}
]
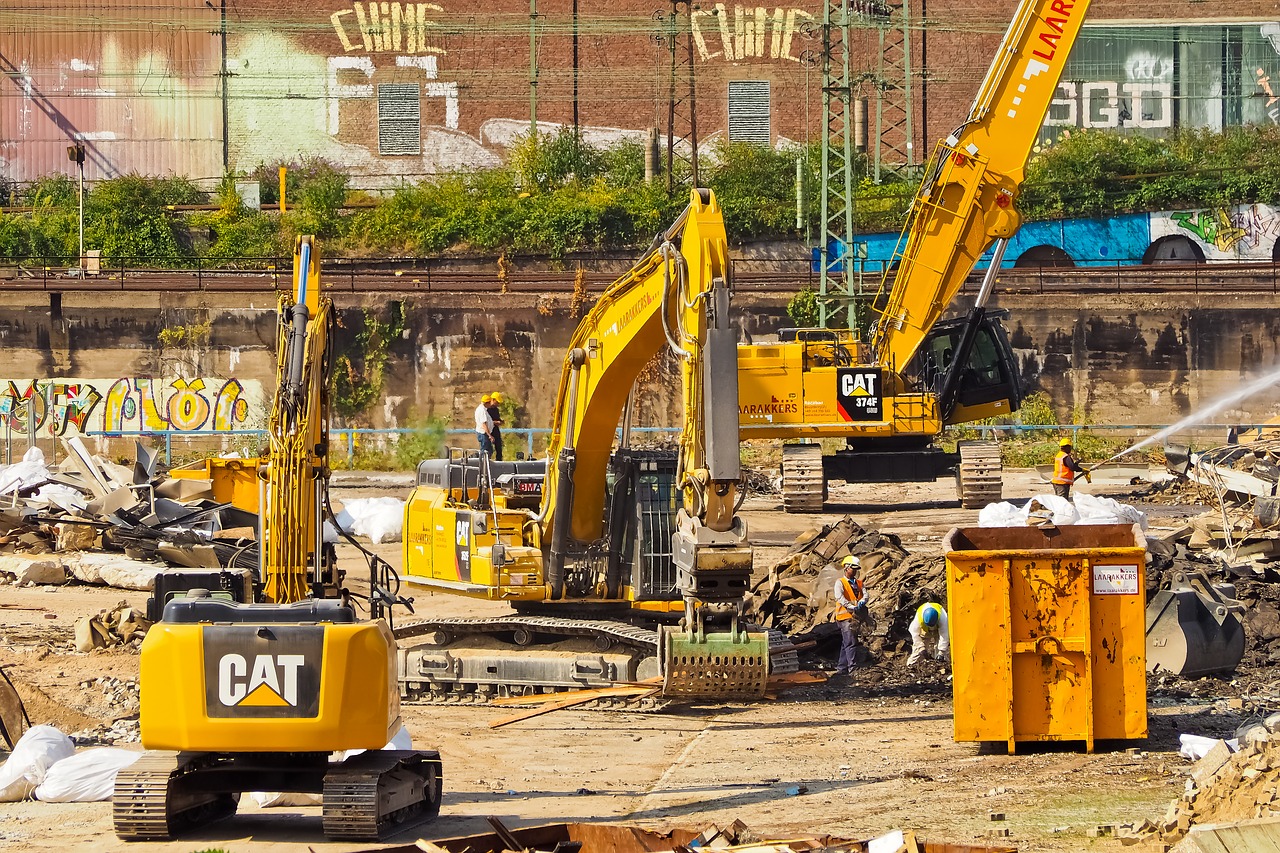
[
  {"left": 1170, "top": 206, "right": 1280, "bottom": 254},
  {"left": 0, "top": 378, "right": 261, "bottom": 438},
  {"left": 691, "top": 4, "right": 816, "bottom": 64}
]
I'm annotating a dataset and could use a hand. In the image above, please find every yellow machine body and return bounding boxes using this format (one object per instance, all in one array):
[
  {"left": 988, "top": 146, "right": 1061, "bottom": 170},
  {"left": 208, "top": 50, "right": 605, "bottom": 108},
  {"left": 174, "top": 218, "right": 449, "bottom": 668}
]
[
  {"left": 139, "top": 617, "right": 400, "bottom": 753},
  {"left": 944, "top": 523, "right": 1147, "bottom": 753},
  {"left": 737, "top": 0, "right": 1092, "bottom": 505}
]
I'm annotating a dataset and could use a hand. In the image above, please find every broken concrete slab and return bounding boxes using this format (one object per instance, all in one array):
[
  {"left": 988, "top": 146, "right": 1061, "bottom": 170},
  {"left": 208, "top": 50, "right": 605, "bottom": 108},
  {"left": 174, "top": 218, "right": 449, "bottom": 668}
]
[
  {"left": 64, "top": 553, "right": 164, "bottom": 590},
  {"left": 1192, "top": 740, "right": 1237, "bottom": 785},
  {"left": 0, "top": 554, "right": 67, "bottom": 585}
]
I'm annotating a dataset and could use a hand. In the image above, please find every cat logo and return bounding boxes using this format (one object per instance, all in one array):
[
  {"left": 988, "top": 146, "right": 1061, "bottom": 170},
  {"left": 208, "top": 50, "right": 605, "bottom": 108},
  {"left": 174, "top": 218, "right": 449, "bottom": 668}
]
[
  {"left": 218, "top": 653, "right": 305, "bottom": 707},
  {"left": 835, "top": 367, "right": 883, "bottom": 423},
  {"left": 203, "top": 626, "right": 323, "bottom": 718}
]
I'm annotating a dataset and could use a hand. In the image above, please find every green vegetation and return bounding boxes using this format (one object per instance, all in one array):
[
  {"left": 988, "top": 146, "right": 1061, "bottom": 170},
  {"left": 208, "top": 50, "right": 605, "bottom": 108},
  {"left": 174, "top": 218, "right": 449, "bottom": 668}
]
[
  {"left": 3, "top": 126, "right": 1279, "bottom": 267},
  {"left": 332, "top": 303, "right": 407, "bottom": 422},
  {"left": 394, "top": 417, "right": 449, "bottom": 469}
]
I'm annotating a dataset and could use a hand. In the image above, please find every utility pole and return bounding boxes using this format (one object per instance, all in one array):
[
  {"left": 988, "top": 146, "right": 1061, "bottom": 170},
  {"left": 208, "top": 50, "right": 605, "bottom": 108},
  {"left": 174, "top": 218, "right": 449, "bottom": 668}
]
[
  {"left": 66, "top": 143, "right": 85, "bottom": 274},
  {"left": 572, "top": 0, "right": 580, "bottom": 160},
  {"left": 529, "top": 0, "right": 538, "bottom": 139},
  {"left": 219, "top": 0, "right": 229, "bottom": 171}
]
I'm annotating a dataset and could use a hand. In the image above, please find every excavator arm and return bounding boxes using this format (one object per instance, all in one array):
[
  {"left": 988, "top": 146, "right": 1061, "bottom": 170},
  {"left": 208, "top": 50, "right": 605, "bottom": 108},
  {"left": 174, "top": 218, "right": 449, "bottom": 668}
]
[
  {"left": 260, "top": 236, "right": 333, "bottom": 603},
  {"left": 873, "top": 0, "right": 1092, "bottom": 374},
  {"left": 541, "top": 188, "right": 764, "bottom": 695}
]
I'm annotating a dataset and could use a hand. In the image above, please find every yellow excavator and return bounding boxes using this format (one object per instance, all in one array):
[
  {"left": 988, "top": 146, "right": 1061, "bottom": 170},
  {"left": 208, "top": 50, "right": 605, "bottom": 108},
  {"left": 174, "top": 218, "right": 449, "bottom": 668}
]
[
  {"left": 738, "top": 0, "right": 1093, "bottom": 511},
  {"left": 114, "top": 238, "right": 441, "bottom": 840},
  {"left": 399, "top": 189, "right": 780, "bottom": 701}
]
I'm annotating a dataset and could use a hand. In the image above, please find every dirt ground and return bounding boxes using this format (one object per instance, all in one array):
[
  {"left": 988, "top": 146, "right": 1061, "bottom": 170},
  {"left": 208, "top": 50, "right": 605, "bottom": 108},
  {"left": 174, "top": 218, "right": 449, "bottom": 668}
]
[{"left": 0, "top": 469, "right": 1248, "bottom": 853}]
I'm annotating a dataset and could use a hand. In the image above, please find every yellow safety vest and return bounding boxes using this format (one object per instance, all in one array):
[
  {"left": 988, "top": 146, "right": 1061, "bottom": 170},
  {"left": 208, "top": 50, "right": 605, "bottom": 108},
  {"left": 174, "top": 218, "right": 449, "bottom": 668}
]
[
  {"left": 835, "top": 577, "right": 864, "bottom": 622},
  {"left": 1052, "top": 451, "right": 1075, "bottom": 485}
]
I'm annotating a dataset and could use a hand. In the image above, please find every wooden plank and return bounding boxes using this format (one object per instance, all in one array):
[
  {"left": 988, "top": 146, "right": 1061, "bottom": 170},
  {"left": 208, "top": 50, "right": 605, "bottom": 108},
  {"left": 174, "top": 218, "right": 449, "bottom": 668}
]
[
  {"left": 489, "top": 689, "right": 660, "bottom": 728},
  {"left": 488, "top": 683, "right": 658, "bottom": 707}
]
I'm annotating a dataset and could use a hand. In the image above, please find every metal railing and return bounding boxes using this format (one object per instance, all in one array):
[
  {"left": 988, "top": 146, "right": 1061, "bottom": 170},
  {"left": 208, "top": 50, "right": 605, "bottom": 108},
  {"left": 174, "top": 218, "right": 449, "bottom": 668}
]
[
  {"left": 2, "top": 254, "right": 1278, "bottom": 295},
  {"left": 72, "top": 426, "right": 683, "bottom": 467}
]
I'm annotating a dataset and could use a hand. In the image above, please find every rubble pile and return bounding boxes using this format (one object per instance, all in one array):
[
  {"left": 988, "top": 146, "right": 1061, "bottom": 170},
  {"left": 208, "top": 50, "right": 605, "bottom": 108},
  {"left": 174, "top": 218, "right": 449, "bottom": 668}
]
[
  {"left": 1155, "top": 723, "right": 1280, "bottom": 842},
  {"left": 0, "top": 442, "right": 260, "bottom": 588},
  {"left": 745, "top": 516, "right": 945, "bottom": 659}
]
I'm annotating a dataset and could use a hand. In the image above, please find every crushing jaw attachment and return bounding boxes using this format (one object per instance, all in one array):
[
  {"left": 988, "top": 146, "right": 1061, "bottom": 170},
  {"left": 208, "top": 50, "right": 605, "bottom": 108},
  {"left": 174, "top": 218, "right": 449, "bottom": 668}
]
[
  {"left": 1145, "top": 570, "right": 1245, "bottom": 678},
  {"left": 1164, "top": 443, "right": 1192, "bottom": 477},
  {"left": 664, "top": 511, "right": 770, "bottom": 700}
]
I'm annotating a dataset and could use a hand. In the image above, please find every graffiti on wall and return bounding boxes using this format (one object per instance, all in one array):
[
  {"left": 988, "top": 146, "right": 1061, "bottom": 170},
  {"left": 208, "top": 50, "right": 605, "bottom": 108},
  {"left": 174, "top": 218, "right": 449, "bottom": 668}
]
[
  {"left": 691, "top": 5, "right": 816, "bottom": 64},
  {"left": 0, "top": 378, "right": 264, "bottom": 438},
  {"left": 1152, "top": 204, "right": 1280, "bottom": 260}
]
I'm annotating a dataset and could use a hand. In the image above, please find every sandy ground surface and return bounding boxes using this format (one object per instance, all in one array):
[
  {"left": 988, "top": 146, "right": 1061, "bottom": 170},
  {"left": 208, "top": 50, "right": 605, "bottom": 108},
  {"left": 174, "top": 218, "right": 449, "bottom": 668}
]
[{"left": 0, "top": 468, "right": 1241, "bottom": 853}]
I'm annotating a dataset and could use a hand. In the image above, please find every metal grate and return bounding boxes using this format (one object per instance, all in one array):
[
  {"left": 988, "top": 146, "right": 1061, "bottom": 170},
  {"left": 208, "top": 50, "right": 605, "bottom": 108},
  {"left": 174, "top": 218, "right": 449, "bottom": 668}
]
[
  {"left": 377, "top": 83, "right": 422, "bottom": 155},
  {"left": 727, "top": 81, "right": 771, "bottom": 145}
]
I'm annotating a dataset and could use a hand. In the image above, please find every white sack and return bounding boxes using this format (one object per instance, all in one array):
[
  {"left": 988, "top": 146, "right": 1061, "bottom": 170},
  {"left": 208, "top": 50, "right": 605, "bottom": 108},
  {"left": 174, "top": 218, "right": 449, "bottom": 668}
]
[
  {"left": 33, "top": 747, "right": 140, "bottom": 802},
  {"left": 1178, "top": 734, "right": 1238, "bottom": 761},
  {"left": 1073, "top": 493, "right": 1148, "bottom": 530},
  {"left": 333, "top": 497, "right": 405, "bottom": 544},
  {"left": 0, "top": 446, "right": 52, "bottom": 496},
  {"left": 0, "top": 725, "right": 75, "bottom": 802},
  {"left": 978, "top": 501, "right": 1024, "bottom": 527}
]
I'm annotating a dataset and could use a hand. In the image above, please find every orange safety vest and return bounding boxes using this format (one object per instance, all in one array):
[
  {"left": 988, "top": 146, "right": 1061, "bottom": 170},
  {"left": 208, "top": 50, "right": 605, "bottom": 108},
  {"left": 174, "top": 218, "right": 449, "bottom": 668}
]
[
  {"left": 835, "top": 577, "right": 865, "bottom": 622},
  {"left": 1052, "top": 451, "right": 1075, "bottom": 485}
]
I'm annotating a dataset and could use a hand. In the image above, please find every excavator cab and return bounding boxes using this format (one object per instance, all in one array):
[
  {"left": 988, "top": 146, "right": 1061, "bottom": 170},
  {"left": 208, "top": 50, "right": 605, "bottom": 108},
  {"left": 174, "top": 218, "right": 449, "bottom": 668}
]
[{"left": 917, "top": 312, "right": 1022, "bottom": 424}]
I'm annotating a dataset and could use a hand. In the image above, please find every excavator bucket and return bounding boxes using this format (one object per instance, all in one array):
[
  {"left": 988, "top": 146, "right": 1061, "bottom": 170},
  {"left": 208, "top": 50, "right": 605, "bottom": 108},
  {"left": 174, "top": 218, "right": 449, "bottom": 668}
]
[
  {"left": 659, "top": 626, "right": 769, "bottom": 700},
  {"left": 1145, "top": 571, "right": 1245, "bottom": 678},
  {"left": 1164, "top": 443, "right": 1192, "bottom": 477}
]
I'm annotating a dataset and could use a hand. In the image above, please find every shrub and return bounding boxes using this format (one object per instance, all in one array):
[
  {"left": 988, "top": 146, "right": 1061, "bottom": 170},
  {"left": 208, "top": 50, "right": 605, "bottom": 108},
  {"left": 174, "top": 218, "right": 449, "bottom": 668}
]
[{"left": 395, "top": 417, "right": 448, "bottom": 469}]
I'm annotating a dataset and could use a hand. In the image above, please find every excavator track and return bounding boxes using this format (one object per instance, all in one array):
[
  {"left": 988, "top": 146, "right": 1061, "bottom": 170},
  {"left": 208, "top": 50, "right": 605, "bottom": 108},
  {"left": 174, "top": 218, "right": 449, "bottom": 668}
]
[
  {"left": 394, "top": 616, "right": 797, "bottom": 705},
  {"left": 322, "top": 750, "right": 443, "bottom": 840},
  {"left": 113, "top": 751, "right": 239, "bottom": 840},
  {"left": 781, "top": 444, "right": 826, "bottom": 513},
  {"left": 956, "top": 440, "right": 1003, "bottom": 509}
]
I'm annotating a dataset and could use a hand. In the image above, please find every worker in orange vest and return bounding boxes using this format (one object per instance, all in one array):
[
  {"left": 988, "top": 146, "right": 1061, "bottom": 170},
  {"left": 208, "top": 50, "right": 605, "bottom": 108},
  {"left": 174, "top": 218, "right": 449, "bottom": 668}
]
[
  {"left": 1051, "top": 438, "right": 1090, "bottom": 499},
  {"left": 833, "top": 555, "right": 869, "bottom": 677}
]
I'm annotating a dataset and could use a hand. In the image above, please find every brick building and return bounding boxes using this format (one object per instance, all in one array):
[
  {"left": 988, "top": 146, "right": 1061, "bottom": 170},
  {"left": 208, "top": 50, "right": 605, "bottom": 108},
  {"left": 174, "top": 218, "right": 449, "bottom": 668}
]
[{"left": 3, "top": 0, "right": 1280, "bottom": 187}]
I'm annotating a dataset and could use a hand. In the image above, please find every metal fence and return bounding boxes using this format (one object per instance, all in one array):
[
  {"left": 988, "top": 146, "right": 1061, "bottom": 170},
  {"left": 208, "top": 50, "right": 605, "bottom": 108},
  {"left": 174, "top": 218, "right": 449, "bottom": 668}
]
[{"left": 4, "top": 421, "right": 1246, "bottom": 470}]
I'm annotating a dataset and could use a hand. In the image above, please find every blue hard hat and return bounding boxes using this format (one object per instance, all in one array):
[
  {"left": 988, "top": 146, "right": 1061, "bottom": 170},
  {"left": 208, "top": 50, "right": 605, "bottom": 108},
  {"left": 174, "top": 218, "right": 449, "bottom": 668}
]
[{"left": 922, "top": 605, "right": 939, "bottom": 627}]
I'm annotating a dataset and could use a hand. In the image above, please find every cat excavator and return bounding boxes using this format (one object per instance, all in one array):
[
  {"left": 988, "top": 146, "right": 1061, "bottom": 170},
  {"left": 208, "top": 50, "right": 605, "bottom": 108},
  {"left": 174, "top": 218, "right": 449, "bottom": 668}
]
[
  {"left": 113, "top": 238, "right": 442, "bottom": 840},
  {"left": 398, "top": 189, "right": 781, "bottom": 701},
  {"left": 738, "top": 0, "right": 1094, "bottom": 511}
]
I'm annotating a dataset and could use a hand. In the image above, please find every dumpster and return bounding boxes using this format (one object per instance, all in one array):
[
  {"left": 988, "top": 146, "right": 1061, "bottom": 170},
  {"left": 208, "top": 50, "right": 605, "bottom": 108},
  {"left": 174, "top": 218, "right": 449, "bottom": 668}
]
[{"left": 943, "top": 523, "right": 1147, "bottom": 753}]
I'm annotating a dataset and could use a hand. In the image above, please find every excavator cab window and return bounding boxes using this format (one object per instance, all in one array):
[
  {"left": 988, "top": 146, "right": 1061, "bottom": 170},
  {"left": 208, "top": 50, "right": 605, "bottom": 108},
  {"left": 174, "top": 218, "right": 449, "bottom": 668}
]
[{"left": 919, "top": 314, "right": 1021, "bottom": 410}]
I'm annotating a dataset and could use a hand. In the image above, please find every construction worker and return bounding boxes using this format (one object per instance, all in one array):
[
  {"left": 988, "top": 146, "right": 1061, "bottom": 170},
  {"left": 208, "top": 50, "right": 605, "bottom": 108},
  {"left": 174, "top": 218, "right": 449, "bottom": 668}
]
[
  {"left": 1051, "top": 438, "right": 1090, "bottom": 499},
  {"left": 833, "top": 555, "right": 869, "bottom": 677},
  {"left": 487, "top": 392, "right": 505, "bottom": 461},
  {"left": 475, "top": 394, "right": 495, "bottom": 456},
  {"left": 907, "top": 602, "right": 950, "bottom": 666}
]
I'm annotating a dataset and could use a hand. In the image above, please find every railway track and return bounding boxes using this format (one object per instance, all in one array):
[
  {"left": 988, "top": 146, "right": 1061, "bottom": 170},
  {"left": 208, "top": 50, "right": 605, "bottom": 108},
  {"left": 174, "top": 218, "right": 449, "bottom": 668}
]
[{"left": 2, "top": 262, "right": 1279, "bottom": 295}]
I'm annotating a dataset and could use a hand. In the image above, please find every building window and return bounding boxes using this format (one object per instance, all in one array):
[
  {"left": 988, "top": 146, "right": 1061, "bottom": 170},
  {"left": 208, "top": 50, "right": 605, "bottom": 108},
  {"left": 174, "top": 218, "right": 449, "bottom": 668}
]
[
  {"left": 377, "top": 83, "right": 422, "bottom": 155},
  {"left": 728, "top": 81, "right": 771, "bottom": 145}
]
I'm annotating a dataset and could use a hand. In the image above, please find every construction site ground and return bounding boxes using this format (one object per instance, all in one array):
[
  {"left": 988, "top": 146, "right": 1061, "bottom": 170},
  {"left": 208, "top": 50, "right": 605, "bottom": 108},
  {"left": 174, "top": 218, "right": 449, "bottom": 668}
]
[{"left": 0, "top": 469, "right": 1238, "bottom": 853}]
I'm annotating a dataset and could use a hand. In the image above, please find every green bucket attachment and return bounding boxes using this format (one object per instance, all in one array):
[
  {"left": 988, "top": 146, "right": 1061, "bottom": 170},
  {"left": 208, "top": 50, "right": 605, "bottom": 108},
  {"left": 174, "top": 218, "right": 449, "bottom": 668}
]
[{"left": 659, "top": 625, "right": 769, "bottom": 700}]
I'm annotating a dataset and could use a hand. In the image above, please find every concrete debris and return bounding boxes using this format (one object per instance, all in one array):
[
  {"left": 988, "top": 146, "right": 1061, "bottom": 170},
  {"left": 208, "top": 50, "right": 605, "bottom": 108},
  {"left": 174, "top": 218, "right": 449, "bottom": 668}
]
[
  {"left": 397, "top": 820, "right": 1017, "bottom": 853},
  {"left": 73, "top": 603, "right": 151, "bottom": 652},
  {"left": 1156, "top": 727, "right": 1280, "bottom": 843},
  {"left": 70, "top": 717, "right": 140, "bottom": 747}
]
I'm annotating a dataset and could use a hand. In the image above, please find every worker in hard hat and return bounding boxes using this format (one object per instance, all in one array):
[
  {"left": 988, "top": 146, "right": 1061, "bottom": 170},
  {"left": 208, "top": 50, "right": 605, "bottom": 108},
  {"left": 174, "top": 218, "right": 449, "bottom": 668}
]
[
  {"left": 833, "top": 555, "right": 870, "bottom": 677},
  {"left": 475, "top": 394, "right": 495, "bottom": 456},
  {"left": 907, "top": 602, "right": 950, "bottom": 667},
  {"left": 1051, "top": 438, "right": 1090, "bottom": 499},
  {"left": 486, "top": 392, "right": 505, "bottom": 461}
]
